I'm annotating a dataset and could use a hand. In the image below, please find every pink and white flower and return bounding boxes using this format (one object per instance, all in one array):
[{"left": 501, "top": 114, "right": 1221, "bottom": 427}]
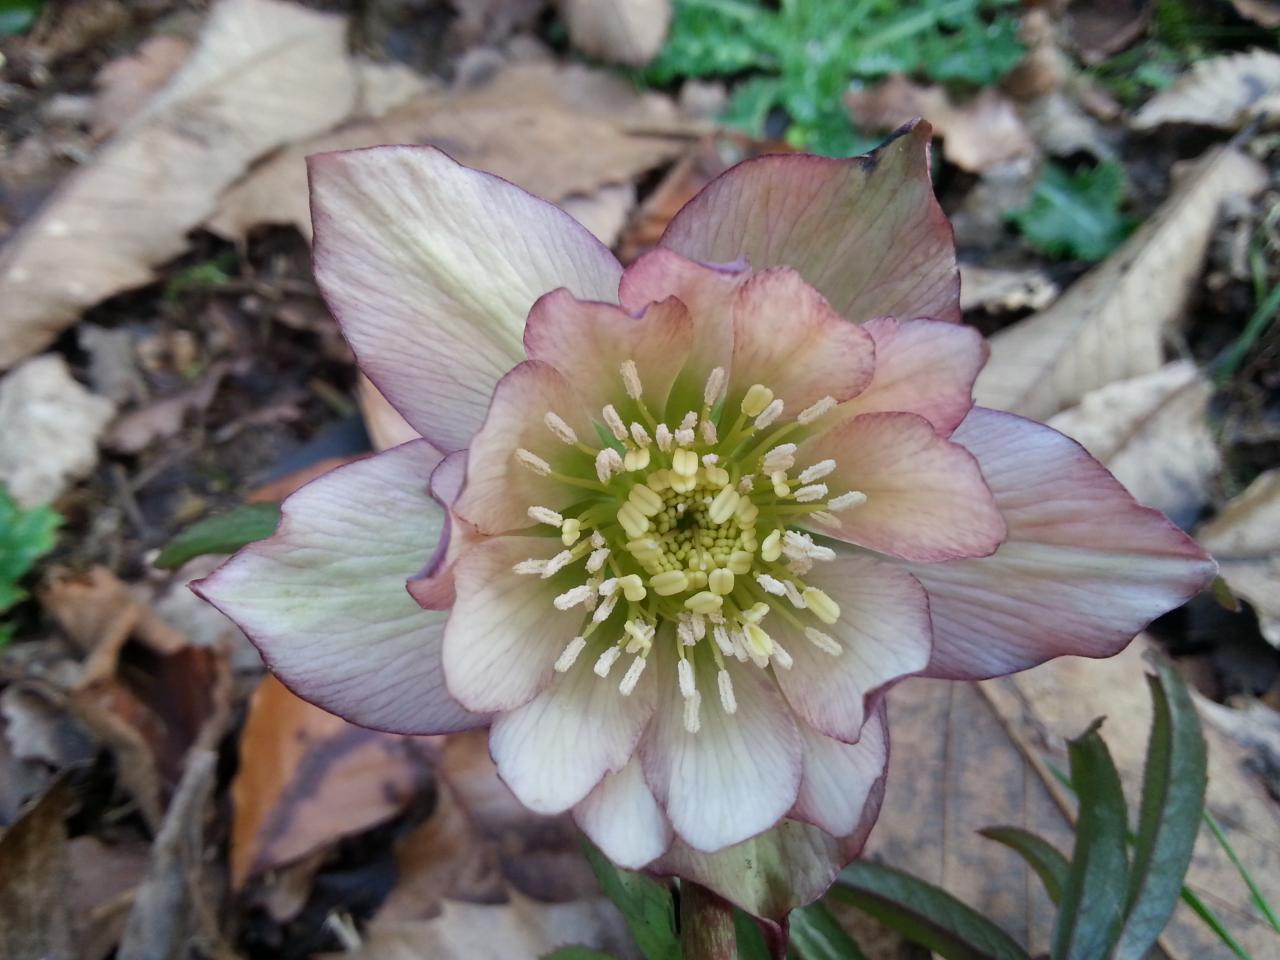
[{"left": 193, "top": 122, "right": 1216, "bottom": 918}]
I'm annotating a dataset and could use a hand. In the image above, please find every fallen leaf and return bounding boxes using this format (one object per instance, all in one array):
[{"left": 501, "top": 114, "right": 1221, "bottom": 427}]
[
  {"left": 207, "top": 61, "right": 696, "bottom": 242},
  {"left": 867, "top": 637, "right": 1280, "bottom": 960},
  {"left": 1197, "top": 469, "right": 1280, "bottom": 647},
  {"left": 104, "top": 360, "right": 232, "bottom": 454},
  {"left": 1066, "top": 0, "right": 1152, "bottom": 63},
  {"left": 1232, "top": 0, "right": 1280, "bottom": 27},
  {"left": 959, "top": 263, "right": 1059, "bottom": 313},
  {"left": 0, "top": 0, "right": 358, "bottom": 368},
  {"left": 67, "top": 836, "right": 151, "bottom": 960},
  {"left": 562, "top": 183, "right": 638, "bottom": 249},
  {"left": 846, "top": 75, "right": 1036, "bottom": 173},
  {"left": 1048, "top": 361, "right": 1219, "bottom": 526},
  {"left": 0, "top": 683, "right": 94, "bottom": 769},
  {"left": 0, "top": 354, "right": 115, "bottom": 507},
  {"left": 559, "top": 0, "right": 671, "bottom": 67},
  {"left": 358, "top": 374, "right": 420, "bottom": 453},
  {"left": 448, "top": 0, "right": 546, "bottom": 46},
  {"left": 1134, "top": 49, "right": 1280, "bottom": 131},
  {"left": 975, "top": 144, "right": 1267, "bottom": 420},
  {"left": 0, "top": 777, "right": 77, "bottom": 960},
  {"left": 89, "top": 34, "right": 192, "bottom": 140},
  {"left": 229, "top": 675, "right": 432, "bottom": 890}
]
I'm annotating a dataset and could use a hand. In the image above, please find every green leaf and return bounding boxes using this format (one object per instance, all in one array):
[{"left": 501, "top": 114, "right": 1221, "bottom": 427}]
[
  {"left": 0, "top": 485, "right": 61, "bottom": 614},
  {"left": 0, "top": 0, "right": 41, "bottom": 37},
  {"left": 1051, "top": 721, "right": 1130, "bottom": 960},
  {"left": 541, "top": 950, "right": 617, "bottom": 960},
  {"left": 789, "top": 902, "right": 867, "bottom": 959},
  {"left": 1007, "top": 161, "right": 1135, "bottom": 262},
  {"left": 153, "top": 503, "right": 282, "bottom": 570},
  {"left": 733, "top": 909, "right": 771, "bottom": 960},
  {"left": 1204, "top": 810, "right": 1280, "bottom": 935},
  {"left": 582, "top": 842, "right": 680, "bottom": 960},
  {"left": 832, "top": 861, "right": 1031, "bottom": 960},
  {"left": 979, "top": 827, "right": 1070, "bottom": 905}
]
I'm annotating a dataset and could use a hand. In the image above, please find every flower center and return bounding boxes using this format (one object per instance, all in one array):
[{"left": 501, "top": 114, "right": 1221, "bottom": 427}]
[{"left": 511, "top": 361, "right": 867, "bottom": 733}]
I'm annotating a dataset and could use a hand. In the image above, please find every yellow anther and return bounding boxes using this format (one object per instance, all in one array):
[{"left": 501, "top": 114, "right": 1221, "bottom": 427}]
[
  {"left": 646, "top": 469, "right": 672, "bottom": 492},
  {"left": 771, "top": 471, "right": 791, "bottom": 497},
  {"left": 617, "top": 502, "right": 650, "bottom": 538},
  {"left": 627, "top": 538, "right": 662, "bottom": 560},
  {"left": 761, "top": 529, "right": 783, "bottom": 562},
  {"left": 651, "top": 570, "right": 690, "bottom": 596},
  {"left": 623, "top": 618, "right": 653, "bottom": 650},
  {"left": 803, "top": 587, "right": 841, "bottom": 624},
  {"left": 736, "top": 498, "right": 760, "bottom": 525},
  {"left": 741, "top": 601, "right": 770, "bottom": 623},
  {"left": 619, "top": 574, "right": 647, "bottom": 602},
  {"left": 561, "top": 518, "right": 582, "bottom": 546},
  {"left": 687, "top": 570, "right": 709, "bottom": 590},
  {"left": 704, "top": 465, "right": 730, "bottom": 487},
  {"left": 744, "top": 622, "right": 774, "bottom": 657},
  {"left": 623, "top": 447, "right": 651, "bottom": 472},
  {"left": 672, "top": 448, "right": 699, "bottom": 478},
  {"left": 628, "top": 483, "right": 664, "bottom": 516},
  {"left": 741, "top": 384, "right": 775, "bottom": 417},
  {"left": 708, "top": 568, "right": 735, "bottom": 596},
  {"left": 726, "top": 550, "right": 754, "bottom": 575},
  {"left": 708, "top": 487, "right": 741, "bottom": 525},
  {"left": 685, "top": 591, "right": 724, "bottom": 614},
  {"left": 670, "top": 472, "right": 697, "bottom": 494}
]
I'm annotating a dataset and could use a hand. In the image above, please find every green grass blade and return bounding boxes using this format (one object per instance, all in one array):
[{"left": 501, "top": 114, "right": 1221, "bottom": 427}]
[{"left": 979, "top": 827, "right": 1070, "bottom": 904}]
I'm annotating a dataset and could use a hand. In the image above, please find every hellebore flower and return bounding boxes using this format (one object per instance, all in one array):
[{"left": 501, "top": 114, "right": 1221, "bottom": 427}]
[{"left": 193, "top": 122, "right": 1216, "bottom": 919}]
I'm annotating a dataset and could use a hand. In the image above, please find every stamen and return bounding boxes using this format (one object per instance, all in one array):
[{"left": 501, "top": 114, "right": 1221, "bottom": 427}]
[
  {"left": 810, "top": 510, "right": 840, "bottom": 527},
  {"left": 685, "top": 591, "right": 723, "bottom": 614},
  {"left": 754, "top": 398, "right": 784, "bottom": 430},
  {"left": 729, "top": 627, "right": 750, "bottom": 662},
  {"left": 595, "top": 447, "right": 623, "bottom": 483},
  {"left": 689, "top": 613, "right": 707, "bottom": 641},
  {"left": 771, "top": 471, "right": 791, "bottom": 497},
  {"left": 736, "top": 498, "right": 760, "bottom": 525},
  {"left": 805, "top": 627, "right": 843, "bottom": 655},
  {"left": 701, "top": 453, "right": 719, "bottom": 466},
  {"left": 630, "top": 422, "right": 652, "bottom": 447},
  {"left": 741, "top": 384, "right": 774, "bottom": 417},
  {"left": 586, "top": 546, "right": 610, "bottom": 573},
  {"left": 744, "top": 622, "right": 773, "bottom": 657},
  {"left": 755, "top": 573, "right": 787, "bottom": 596},
  {"left": 617, "top": 502, "right": 650, "bottom": 538},
  {"left": 676, "top": 615, "right": 695, "bottom": 646},
  {"left": 628, "top": 483, "right": 664, "bottom": 516},
  {"left": 677, "top": 658, "right": 696, "bottom": 699},
  {"left": 592, "top": 590, "right": 619, "bottom": 622},
  {"left": 594, "top": 646, "right": 622, "bottom": 677},
  {"left": 828, "top": 491, "right": 868, "bottom": 511},
  {"left": 708, "top": 487, "right": 740, "bottom": 524},
  {"left": 618, "top": 574, "right": 647, "bottom": 602},
  {"left": 554, "top": 585, "right": 595, "bottom": 610},
  {"left": 561, "top": 518, "right": 582, "bottom": 545},
  {"left": 602, "top": 404, "right": 627, "bottom": 440},
  {"left": 651, "top": 570, "right": 690, "bottom": 596},
  {"left": 717, "top": 669, "right": 737, "bottom": 713},
  {"left": 708, "top": 568, "right": 735, "bottom": 596},
  {"left": 671, "top": 449, "right": 699, "bottom": 478},
  {"left": 782, "top": 579, "right": 807, "bottom": 609},
  {"left": 619, "top": 655, "right": 648, "bottom": 695},
  {"left": 712, "top": 623, "right": 734, "bottom": 657},
  {"left": 555, "top": 636, "right": 587, "bottom": 672},
  {"left": 620, "top": 360, "right": 643, "bottom": 399},
  {"left": 761, "top": 530, "right": 783, "bottom": 562},
  {"left": 515, "top": 448, "right": 551, "bottom": 476},
  {"left": 513, "top": 559, "right": 548, "bottom": 575},
  {"left": 770, "top": 640, "right": 793, "bottom": 670},
  {"left": 798, "top": 395, "right": 836, "bottom": 424},
  {"left": 700, "top": 419, "right": 718, "bottom": 444},
  {"left": 655, "top": 423, "right": 674, "bottom": 452},
  {"left": 737, "top": 476, "right": 755, "bottom": 494},
  {"left": 543, "top": 550, "right": 575, "bottom": 577},
  {"left": 679, "top": 411, "right": 698, "bottom": 431},
  {"left": 798, "top": 460, "right": 836, "bottom": 483},
  {"left": 624, "top": 619, "right": 655, "bottom": 652},
  {"left": 544, "top": 411, "right": 579, "bottom": 445},
  {"left": 726, "top": 551, "right": 753, "bottom": 575},
  {"left": 683, "top": 690, "right": 702, "bottom": 733},
  {"left": 794, "top": 483, "right": 828, "bottom": 503},
  {"left": 783, "top": 531, "right": 835, "bottom": 562},
  {"left": 762, "top": 443, "right": 797, "bottom": 473},
  {"left": 704, "top": 464, "right": 730, "bottom": 487},
  {"left": 802, "top": 587, "right": 841, "bottom": 624},
  {"left": 703, "top": 367, "right": 727, "bottom": 408},
  {"left": 623, "top": 447, "right": 652, "bottom": 472}
]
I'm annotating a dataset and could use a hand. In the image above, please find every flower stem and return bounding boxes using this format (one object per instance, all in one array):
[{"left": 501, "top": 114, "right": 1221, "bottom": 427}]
[{"left": 679, "top": 882, "right": 737, "bottom": 960}]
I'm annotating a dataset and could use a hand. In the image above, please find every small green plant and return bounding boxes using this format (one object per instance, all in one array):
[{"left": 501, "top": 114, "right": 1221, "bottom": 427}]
[
  {"left": 1007, "top": 161, "right": 1136, "bottom": 262},
  {"left": 646, "top": 0, "right": 1024, "bottom": 156},
  {"left": 0, "top": 485, "right": 61, "bottom": 647}
]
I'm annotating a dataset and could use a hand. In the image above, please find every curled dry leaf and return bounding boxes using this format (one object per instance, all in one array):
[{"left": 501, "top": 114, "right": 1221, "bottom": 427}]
[
  {"left": 559, "top": 0, "right": 672, "bottom": 67},
  {"left": 0, "top": 0, "right": 358, "bottom": 369},
  {"left": 0, "top": 354, "right": 115, "bottom": 507},
  {"left": 1197, "top": 470, "right": 1280, "bottom": 647},
  {"left": 89, "top": 35, "right": 192, "bottom": 140},
  {"left": 846, "top": 75, "right": 1036, "bottom": 174},
  {"left": 229, "top": 675, "right": 433, "bottom": 890},
  {"left": 1048, "top": 361, "right": 1219, "bottom": 526},
  {"left": 959, "top": 263, "right": 1059, "bottom": 313},
  {"left": 1133, "top": 50, "right": 1280, "bottom": 131},
  {"left": 976, "top": 144, "right": 1267, "bottom": 420}
]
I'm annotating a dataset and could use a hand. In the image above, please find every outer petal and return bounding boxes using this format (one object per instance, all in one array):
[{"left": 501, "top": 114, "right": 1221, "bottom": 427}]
[
  {"left": 407, "top": 450, "right": 471, "bottom": 610},
  {"left": 909, "top": 408, "right": 1218, "bottom": 679},
  {"left": 191, "top": 441, "right": 482, "bottom": 735},
  {"left": 491, "top": 652, "right": 656, "bottom": 815},
  {"left": 832, "top": 317, "right": 986, "bottom": 435},
  {"left": 639, "top": 655, "right": 802, "bottom": 852},
  {"left": 801, "top": 412, "right": 1006, "bottom": 562},
  {"left": 524, "top": 289, "right": 693, "bottom": 424},
  {"left": 453, "top": 360, "right": 596, "bottom": 536},
  {"left": 728, "top": 269, "right": 875, "bottom": 413},
  {"left": 792, "top": 707, "right": 889, "bottom": 837},
  {"left": 442, "top": 534, "right": 582, "bottom": 712},
  {"left": 309, "top": 146, "right": 622, "bottom": 452},
  {"left": 772, "top": 556, "right": 931, "bottom": 742},
  {"left": 573, "top": 756, "right": 674, "bottom": 870},
  {"left": 659, "top": 122, "right": 959, "bottom": 325}
]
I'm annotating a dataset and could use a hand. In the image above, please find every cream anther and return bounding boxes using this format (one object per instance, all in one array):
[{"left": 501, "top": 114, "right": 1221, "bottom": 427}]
[
  {"left": 708, "top": 487, "right": 740, "bottom": 525},
  {"left": 829, "top": 490, "right": 868, "bottom": 511},
  {"left": 703, "top": 367, "right": 727, "bottom": 407},
  {"left": 797, "top": 395, "right": 836, "bottom": 424},
  {"left": 712, "top": 623, "right": 734, "bottom": 657},
  {"left": 744, "top": 622, "right": 773, "bottom": 657},
  {"left": 761, "top": 529, "right": 783, "bottom": 561},
  {"left": 708, "top": 568, "right": 735, "bottom": 596},
  {"left": 620, "top": 360, "right": 643, "bottom": 399},
  {"left": 555, "top": 636, "right": 587, "bottom": 672},
  {"left": 544, "top": 411, "right": 579, "bottom": 445},
  {"left": 617, "top": 502, "right": 650, "bottom": 538},
  {"left": 770, "top": 641, "right": 793, "bottom": 670},
  {"left": 754, "top": 398, "right": 784, "bottom": 430},
  {"left": 700, "top": 419, "right": 718, "bottom": 444},
  {"left": 782, "top": 580, "right": 806, "bottom": 609},
  {"left": 623, "top": 447, "right": 651, "bottom": 472},
  {"left": 683, "top": 690, "right": 702, "bottom": 733},
  {"left": 618, "top": 574, "right": 647, "bottom": 602},
  {"left": 671, "top": 449, "right": 699, "bottom": 478},
  {"left": 726, "top": 551, "right": 753, "bottom": 575},
  {"left": 586, "top": 547, "right": 610, "bottom": 573},
  {"left": 513, "top": 558, "right": 548, "bottom": 575},
  {"left": 561, "top": 518, "right": 582, "bottom": 545},
  {"left": 628, "top": 483, "right": 664, "bottom": 516},
  {"left": 602, "top": 404, "right": 627, "bottom": 441},
  {"left": 543, "top": 550, "right": 574, "bottom": 577},
  {"left": 810, "top": 510, "right": 840, "bottom": 527},
  {"left": 624, "top": 619, "right": 655, "bottom": 651},
  {"left": 685, "top": 591, "right": 723, "bottom": 614},
  {"left": 594, "top": 646, "right": 622, "bottom": 677},
  {"left": 619, "top": 655, "right": 648, "bottom": 695},
  {"left": 805, "top": 627, "right": 843, "bottom": 655},
  {"left": 655, "top": 423, "right": 674, "bottom": 452},
  {"left": 741, "top": 384, "right": 774, "bottom": 417},
  {"left": 515, "top": 448, "right": 551, "bottom": 476},
  {"left": 595, "top": 447, "right": 623, "bottom": 483},
  {"left": 677, "top": 658, "right": 696, "bottom": 698},
  {"left": 794, "top": 483, "right": 828, "bottom": 503},
  {"left": 554, "top": 585, "right": 595, "bottom": 610},
  {"left": 678, "top": 411, "right": 698, "bottom": 432},
  {"left": 592, "top": 591, "right": 619, "bottom": 623},
  {"left": 718, "top": 670, "right": 737, "bottom": 713},
  {"left": 802, "top": 587, "right": 841, "bottom": 624},
  {"left": 762, "top": 444, "right": 797, "bottom": 473},
  {"left": 771, "top": 471, "right": 791, "bottom": 497},
  {"left": 798, "top": 460, "right": 836, "bottom": 484},
  {"left": 651, "top": 570, "right": 690, "bottom": 596},
  {"left": 755, "top": 573, "right": 787, "bottom": 596},
  {"left": 630, "top": 422, "right": 652, "bottom": 447}
]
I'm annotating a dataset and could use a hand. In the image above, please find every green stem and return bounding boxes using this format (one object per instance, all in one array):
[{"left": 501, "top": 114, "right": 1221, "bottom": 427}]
[{"left": 680, "top": 882, "right": 738, "bottom": 960}]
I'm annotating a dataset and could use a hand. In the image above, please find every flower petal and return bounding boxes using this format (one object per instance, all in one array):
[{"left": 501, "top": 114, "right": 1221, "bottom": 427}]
[
  {"left": 801, "top": 412, "right": 1006, "bottom": 562},
  {"left": 442, "top": 534, "right": 583, "bottom": 712},
  {"left": 639, "top": 654, "right": 802, "bottom": 852},
  {"left": 729, "top": 268, "right": 875, "bottom": 413},
  {"left": 908, "top": 408, "right": 1218, "bottom": 680},
  {"left": 832, "top": 317, "right": 986, "bottom": 435},
  {"left": 574, "top": 755, "right": 674, "bottom": 870},
  {"left": 407, "top": 450, "right": 473, "bottom": 610},
  {"left": 453, "top": 360, "right": 596, "bottom": 536},
  {"left": 660, "top": 122, "right": 959, "bottom": 325},
  {"left": 523, "top": 288, "right": 694, "bottom": 423},
  {"left": 191, "top": 441, "right": 483, "bottom": 735},
  {"left": 309, "top": 146, "right": 622, "bottom": 452},
  {"left": 773, "top": 556, "right": 931, "bottom": 742},
  {"left": 792, "top": 706, "right": 889, "bottom": 837}
]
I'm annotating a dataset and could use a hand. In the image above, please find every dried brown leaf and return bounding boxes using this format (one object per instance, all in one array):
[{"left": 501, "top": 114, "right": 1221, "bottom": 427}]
[
  {"left": 1134, "top": 49, "right": 1280, "bottom": 131},
  {"left": 1198, "top": 469, "right": 1280, "bottom": 646},
  {"left": 89, "top": 35, "right": 192, "bottom": 140},
  {"left": 0, "top": 777, "right": 77, "bottom": 960},
  {"left": 0, "top": 0, "right": 358, "bottom": 368},
  {"left": 959, "top": 263, "right": 1059, "bottom": 313},
  {"left": 1066, "top": 0, "right": 1152, "bottom": 63},
  {"left": 1232, "top": 0, "right": 1280, "bottom": 27},
  {"left": 975, "top": 144, "right": 1266, "bottom": 420},
  {"left": 560, "top": 0, "right": 672, "bottom": 67}
]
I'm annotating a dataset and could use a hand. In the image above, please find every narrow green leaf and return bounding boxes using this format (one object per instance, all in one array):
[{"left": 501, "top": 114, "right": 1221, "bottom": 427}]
[
  {"left": 979, "top": 827, "right": 1070, "bottom": 905},
  {"left": 153, "top": 502, "right": 282, "bottom": 569},
  {"left": 1179, "top": 885, "right": 1255, "bottom": 960},
  {"left": 732, "top": 909, "right": 771, "bottom": 960},
  {"left": 1112, "top": 660, "right": 1208, "bottom": 959},
  {"left": 582, "top": 842, "right": 680, "bottom": 960},
  {"left": 789, "top": 902, "right": 867, "bottom": 959},
  {"left": 832, "top": 861, "right": 1031, "bottom": 960},
  {"left": 1203, "top": 810, "right": 1280, "bottom": 935},
  {"left": 1051, "top": 720, "right": 1130, "bottom": 960},
  {"left": 541, "top": 950, "right": 616, "bottom": 960}
]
